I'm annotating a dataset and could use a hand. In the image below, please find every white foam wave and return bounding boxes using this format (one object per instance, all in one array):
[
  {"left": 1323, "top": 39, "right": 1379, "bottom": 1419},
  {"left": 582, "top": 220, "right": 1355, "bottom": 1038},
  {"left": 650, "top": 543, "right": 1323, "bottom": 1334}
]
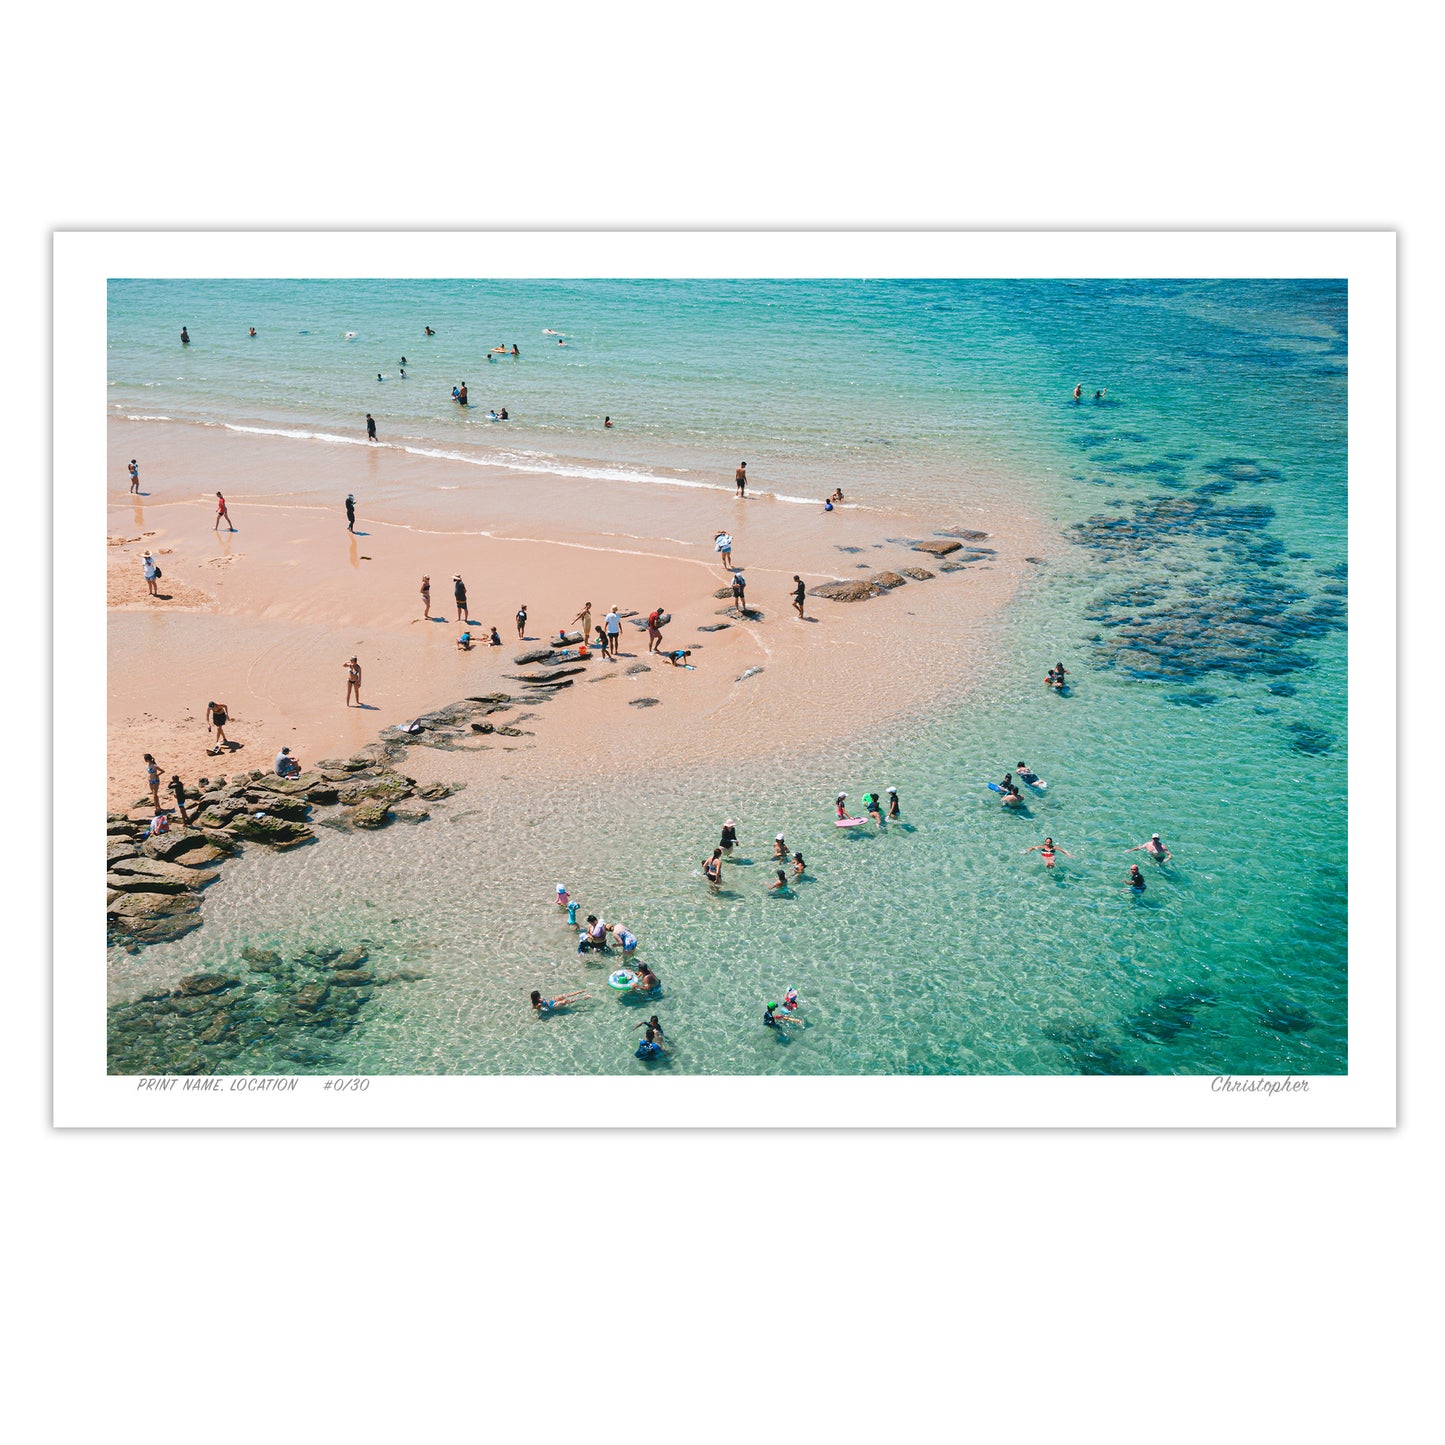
[{"left": 125, "top": 414, "right": 172, "bottom": 422}]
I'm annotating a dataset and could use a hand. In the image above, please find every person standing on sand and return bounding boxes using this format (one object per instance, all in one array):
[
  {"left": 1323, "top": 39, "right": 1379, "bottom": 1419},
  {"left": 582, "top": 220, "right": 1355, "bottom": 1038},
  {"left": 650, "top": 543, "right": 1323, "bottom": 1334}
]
[
  {"left": 128, "top": 459, "right": 140, "bottom": 494},
  {"left": 646, "top": 604, "right": 665, "bottom": 653},
  {"left": 715, "top": 532, "right": 733, "bottom": 572},
  {"left": 214, "top": 492, "right": 234, "bottom": 531},
  {"left": 205, "top": 700, "right": 231, "bottom": 754},
  {"left": 366, "top": 414, "right": 378, "bottom": 442},
  {"left": 168, "top": 774, "right": 192, "bottom": 826},
  {"left": 515, "top": 603, "right": 528, "bottom": 641},
  {"left": 144, "top": 754, "right": 162, "bottom": 811},
  {"left": 420, "top": 575, "right": 431, "bottom": 619},
  {"left": 142, "top": 551, "right": 159, "bottom": 596},
  {"left": 344, "top": 656, "right": 362, "bottom": 707},
  {"left": 735, "top": 462, "right": 747, "bottom": 497},
  {"left": 792, "top": 574, "right": 806, "bottom": 619},
  {"left": 454, "top": 575, "right": 469, "bottom": 622},
  {"left": 345, "top": 494, "right": 356, "bottom": 532},
  {"left": 604, "top": 605, "right": 622, "bottom": 658},
  {"left": 572, "top": 601, "right": 593, "bottom": 642}
]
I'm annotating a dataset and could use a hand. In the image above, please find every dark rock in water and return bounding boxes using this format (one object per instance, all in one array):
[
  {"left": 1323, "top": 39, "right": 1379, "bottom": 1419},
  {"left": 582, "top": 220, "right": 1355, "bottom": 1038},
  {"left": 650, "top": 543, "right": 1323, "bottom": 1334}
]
[
  {"left": 912, "top": 539, "right": 962, "bottom": 557},
  {"left": 1285, "top": 722, "right": 1335, "bottom": 755},
  {"left": 630, "top": 698, "right": 661, "bottom": 708},
  {"left": 294, "top": 983, "right": 329, "bottom": 1010},
  {"left": 934, "top": 528, "right": 990, "bottom": 540},
  {"left": 243, "top": 793, "right": 311, "bottom": 822},
  {"left": 1167, "top": 690, "right": 1218, "bottom": 708},
  {"left": 810, "top": 578, "right": 886, "bottom": 602},
  {"left": 899, "top": 567, "right": 935, "bottom": 580},
  {"left": 938, "top": 561, "right": 974, "bottom": 573},
  {"left": 198, "top": 1011, "right": 232, "bottom": 1044},
  {"left": 109, "top": 857, "right": 211, "bottom": 892},
  {"left": 304, "top": 785, "right": 341, "bottom": 806},
  {"left": 350, "top": 800, "right": 393, "bottom": 829},
  {"left": 230, "top": 815, "right": 315, "bottom": 848},
  {"left": 1267, "top": 682, "right": 1297, "bottom": 697},
  {"left": 513, "top": 647, "right": 558, "bottom": 666},
  {"left": 1258, "top": 1001, "right": 1315, "bottom": 1033},
  {"left": 1024, "top": 556, "right": 1044, "bottom": 565},
  {"left": 1124, "top": 1000, "right": 1196, "bottom": 1043},
  {"left": 242, "top": 947, "right": 283, "bottom": 972},
  {"left": 177, "top": 972, "right": 240, "bottom": 997},
  {"left": 416, "top": 781, "right": 462, "bottom": 800},
  {"left": 380, "top": 969, "right": 427, "bottom": 984},
  {"left": 868, "top": 571, "right": 908, "bottom": 589},
  {"left": 330, "top": 969, "right": 375, "bottom": 987},
  {"left": 332, "top": 948, "right": 369, "bottom": 969},
  {"left": 335, "top": 774, "right": 413, "bottom": 807},
  {"left": 834, "top": 545, "right": 865, "bottom": 554},
  {"left": 391, "top": 807, "right": 431, "bottom": 824}
]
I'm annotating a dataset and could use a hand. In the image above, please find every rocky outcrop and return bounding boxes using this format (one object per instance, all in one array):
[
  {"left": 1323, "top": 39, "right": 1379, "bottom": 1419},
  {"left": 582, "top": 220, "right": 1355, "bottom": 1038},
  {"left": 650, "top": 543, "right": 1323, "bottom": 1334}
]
[
  {"left": 629, "top": 698, "right": 661, "bottom": 708},
  {"left": 108, "top": 857, "right": 213, "bottom": 894},
  {"left": 809, "top": 578, "right": 887, "bottom": 602},
  {"left": 177, "top": 972, "right": 240, "bottom": 996},
  {"left": 869, "top": 571, "right": 908, "bottom": 589},
  {"left": 350, "top": 800, "right": 392, "bottom": 829},
  {"left": 912, "top": 539, "right": 962, "bottom": 557},
  {"left": 229, "top": 815, "right": 314, "bottom": 848},
  {"left": 899, "top": 567, "right": 935, "bottom": 580},
  {"left": 934, "top": 528, "right": 990, "bottom": 540}
]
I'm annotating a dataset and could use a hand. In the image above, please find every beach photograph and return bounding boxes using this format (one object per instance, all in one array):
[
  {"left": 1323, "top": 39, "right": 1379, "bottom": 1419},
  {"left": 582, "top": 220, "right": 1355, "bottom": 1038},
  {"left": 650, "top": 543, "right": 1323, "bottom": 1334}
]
[{"left": 83, "top": 242, "right": 1372, "bottom": 1104}]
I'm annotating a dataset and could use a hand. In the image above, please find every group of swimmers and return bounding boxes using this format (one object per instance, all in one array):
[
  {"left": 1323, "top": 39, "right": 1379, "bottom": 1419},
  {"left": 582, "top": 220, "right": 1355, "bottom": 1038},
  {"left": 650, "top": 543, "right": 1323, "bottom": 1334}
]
[
  {"left": 1045, "top": 662, "right": 1069, "bottom": 690},
  {"left": 835, "top": 789, "right": 902, "bottom": 825}
]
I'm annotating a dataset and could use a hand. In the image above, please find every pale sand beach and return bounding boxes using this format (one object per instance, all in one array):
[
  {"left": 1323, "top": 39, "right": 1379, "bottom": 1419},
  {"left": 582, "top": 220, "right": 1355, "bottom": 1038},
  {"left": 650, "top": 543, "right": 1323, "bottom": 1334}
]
[{"left": 107, "top": 417, "right": 1044, "bottom": 812}]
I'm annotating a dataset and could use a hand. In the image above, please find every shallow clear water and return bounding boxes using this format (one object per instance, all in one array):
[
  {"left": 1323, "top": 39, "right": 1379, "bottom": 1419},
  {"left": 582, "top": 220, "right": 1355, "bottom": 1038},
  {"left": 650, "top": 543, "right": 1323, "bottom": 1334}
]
[{"left": 107, "top": 278, "right": 1347, "bottom": 1074}]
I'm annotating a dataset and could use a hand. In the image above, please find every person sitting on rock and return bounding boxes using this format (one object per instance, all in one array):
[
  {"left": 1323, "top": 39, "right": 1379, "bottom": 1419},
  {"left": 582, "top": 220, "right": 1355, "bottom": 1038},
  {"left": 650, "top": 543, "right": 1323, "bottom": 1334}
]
[
  {"left": 149, "top": 811, "right": 170, "bottom": 836},
  {"left": 274, "top": 747, "right": 301, "bottom": 778}
]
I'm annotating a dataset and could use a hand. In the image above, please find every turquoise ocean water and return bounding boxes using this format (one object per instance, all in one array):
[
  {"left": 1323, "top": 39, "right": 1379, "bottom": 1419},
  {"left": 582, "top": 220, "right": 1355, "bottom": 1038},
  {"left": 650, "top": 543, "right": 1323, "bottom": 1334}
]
[{"left": 107, "top": 279, "right": 1348, "bottom": 1075}]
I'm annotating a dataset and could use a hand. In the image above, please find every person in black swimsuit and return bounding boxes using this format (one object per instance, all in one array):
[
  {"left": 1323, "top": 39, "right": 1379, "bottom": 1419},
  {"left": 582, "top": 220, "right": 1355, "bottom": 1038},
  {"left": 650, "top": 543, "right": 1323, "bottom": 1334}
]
[
  {"left": 345, "top": 494, "right": 356, "bottom": 533},
  {"left": 719, "top": 820, "right": 738, "bottom": 854},
  {"left": 453, "top": 575, "right": 468, "bottom": 622},
  {"left": 366, "top": 414, "right": 377, "bottom": 441},
  {"left": 792, "top": 574, "right": 807, "bottom": 619}
]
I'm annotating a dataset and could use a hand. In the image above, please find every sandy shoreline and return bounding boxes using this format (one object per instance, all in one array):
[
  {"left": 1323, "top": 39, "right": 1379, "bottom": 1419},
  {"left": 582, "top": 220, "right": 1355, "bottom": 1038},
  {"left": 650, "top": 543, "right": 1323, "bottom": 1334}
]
[{"left": 107, "top": 417, "right": 1048, "bottom": 811}]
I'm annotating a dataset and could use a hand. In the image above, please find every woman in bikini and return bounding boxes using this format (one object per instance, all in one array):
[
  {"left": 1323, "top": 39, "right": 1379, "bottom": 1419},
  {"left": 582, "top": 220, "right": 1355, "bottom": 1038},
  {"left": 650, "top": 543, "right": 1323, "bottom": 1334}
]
[
  {"left": 1023, "top": 837, "right": 1073, "bottom": 869},
  {"left": 205, "top": 701, "right": 230, "bottom": 754},
  {"left": 345, "top": 657, "right": 362, "bottom": 707},
  {"left": 702, "top": 848, "right": 723, "bottom": 889}
]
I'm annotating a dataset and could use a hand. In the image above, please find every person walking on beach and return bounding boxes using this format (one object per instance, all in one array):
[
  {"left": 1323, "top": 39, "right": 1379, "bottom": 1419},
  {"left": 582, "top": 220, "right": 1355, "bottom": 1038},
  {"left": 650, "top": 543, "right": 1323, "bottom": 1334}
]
[
  {"left": 715, "top": 532, "right": 734, "bottom": 572},
  {"left": 366, "top": 413, "right": 378, "bottom": 442},
  {"left": 345, "top": 494, "right": 356, "bottom": 532},
  {"left": 515, "top": 603, "right": 528, "bottom": 641},
  {"left": 168, "top": 774, "right": 192, "bottom": 826},
  {"left": 731, "top": 572, "right": 747, "bottom": 610},
  {"left": 128, "top": 459, "right": 140, "bottom": 494},
  {"left": 454, "top": 575, "right": 469, "bottom": 622},
  {"left": 1127, "top": 833, "right": 1173, "bottom": 863},
  {"left": 735, "top": 461, "right": 747, "bottom": 497},
  {"left": 205, "top": 700, "right": 231, "bottom": 754},
  {"left": 572, "top": 601, "right": 593, "bottom": 643},
  {"left": 214, "top": 492, "right": 234, "bottom": 531},
  {"left": 792, "top": 574, "right": 806, "bottom": 619},
  {"left": 344, "top": 656, "right": 362, "bottom": 707},
  {"left": 646, "top": 605, "right": 666, "bottom": 653},
  {"left": 420, "top": 575, "right": 431, "bottom": 619},
  {"left": 604, "top": 605, "right": 622, "bottom": 658},
  {"left": 142, "top": 550, "right": 159, "bottom": 597},
  {"left": 144, "top": 754, "right": 162, "bottom": 811}
]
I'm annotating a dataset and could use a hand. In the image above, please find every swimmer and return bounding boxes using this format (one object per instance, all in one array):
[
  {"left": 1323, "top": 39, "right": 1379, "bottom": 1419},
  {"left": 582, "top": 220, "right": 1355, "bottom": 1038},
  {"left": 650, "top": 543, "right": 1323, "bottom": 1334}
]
[
  {"left": 829, "top": 488, "right": 844, "bottom": 503},
  {"left": 1072, "top": 383, "right": 1082, "bottom": 400},
  {"left": 791, "top": 851, "right": 806, "bottom": 878},
  {"left": 631, "top": 963, "right": 660, "bottom": 994},
  {"left": 566, "top": 899, "right": 579, "bottom": 927},
  {"left": 1023, "top": 837, "right": 1073, "bottom": 869},
  {"left": 823, "top": 499, "right": 834, "bottom": 513},
  {"left": 769, "top": 869, "right": 791, "bottom": 893},
  {"left": 864, "top": 793, "right": 883, "bottom": 824},
  {"left": 631, "top": 1014, "right": 665, "bottom": 1042},
  {"left": 1127, "top": 833, "right": 1173, "bottom": 862},
  {"left": 886, "top": 786, "right": 900, "bottom": 818},
  {"left": 500, "top": 407, "right": 509, "bottom": 420},
  {"left": 783, "top": 988, "right": 800, "bottom": 1012},
  {"left": 578, "top": 914, "right": 608, "bottom": 953},
  {"left": 424, "top": 326, "right": 436, "bottom": 335},
  {"left": 511, "top": 345, "right": 519, "bottom": 357},
  {"left": 399, "top": 368, "right": 406, "bottom": 378},
  {"left": 719, "top": 819, "right": 738, "bottom": 854},
  {"left": 1016, "top": 762, "right": 1043, "bottom": 787},
  {"left": 835, "top": 793, "right": 850, "bottom": 820},
  {"left": 1094, "top": 389, "right": 1106, "bottom": 401},
  {"left": 772, "top": 834, "right": 788, "bottom": 860},
  {"left": 248, "top": 327, "right": 256, "bottom": 338},
  {"left": 531, "top": 989, "right": 590, "bottom": 1015},
  {"left": 702, "top": 848, "right": 723, "bottom": 889},
  {"left": 1127, "top": 864, "right": 1147, "bottom": 892},
  {"left": 608, "top": 924, "right": 639, "bottom": 955},
  {"left": 735, "top": 461, "right": 747, "bottom": 497},
  {"left": 998, "top": 780, "right": 1023, "bottom": 806},
  {"left": 180, "top": 326, "right": 190, "bottom": 344},
  {"left": 763, "top": 1001, "right": 793, "bottom": 1031},
  {"left": 635, "top": 1026, "right": 667, "bottom": 1059},
  {"left": 452, "top": 386, "right": 460, "bottom": 401},
  {"left": 604, "top": 415, "right": 613, "bottom": 428}
]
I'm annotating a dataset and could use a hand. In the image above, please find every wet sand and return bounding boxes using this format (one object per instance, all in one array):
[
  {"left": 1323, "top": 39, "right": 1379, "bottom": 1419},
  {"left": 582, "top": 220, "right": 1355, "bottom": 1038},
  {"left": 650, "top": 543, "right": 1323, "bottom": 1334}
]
[{"left": 107, "top": 417, "right": 1047, "bottom": 811}]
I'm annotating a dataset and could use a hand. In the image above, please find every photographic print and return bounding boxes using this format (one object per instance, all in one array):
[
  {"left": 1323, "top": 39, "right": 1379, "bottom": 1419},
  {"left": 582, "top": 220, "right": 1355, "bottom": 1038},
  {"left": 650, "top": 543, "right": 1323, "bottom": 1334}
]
[{"left": 58, "top": 233, "right": 1392, "bottom": 1125}]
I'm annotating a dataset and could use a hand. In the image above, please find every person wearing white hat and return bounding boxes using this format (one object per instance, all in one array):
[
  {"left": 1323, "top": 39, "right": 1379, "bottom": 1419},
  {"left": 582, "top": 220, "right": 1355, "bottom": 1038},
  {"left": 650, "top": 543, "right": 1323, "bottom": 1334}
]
[
  {"left": 772, "top": 833, "right": 788, "bottom": 860},
  {"left": 142, "top": 550, "right": 159, "bottom": 597},
  {"left": 1126, "top": 833, "right": 1172, "bottom": 863},
  {"left": 886, "top": 786, "right": 901, "bottom": 819},
  {"left": 835, "top": 793, "right": 850, "bottom": 821},
  {"left": 719, "top": 819, "right": 738, "bottom": 855},
  {"left": 604, "top": 604, "right": 622, "bottom": 657}
]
